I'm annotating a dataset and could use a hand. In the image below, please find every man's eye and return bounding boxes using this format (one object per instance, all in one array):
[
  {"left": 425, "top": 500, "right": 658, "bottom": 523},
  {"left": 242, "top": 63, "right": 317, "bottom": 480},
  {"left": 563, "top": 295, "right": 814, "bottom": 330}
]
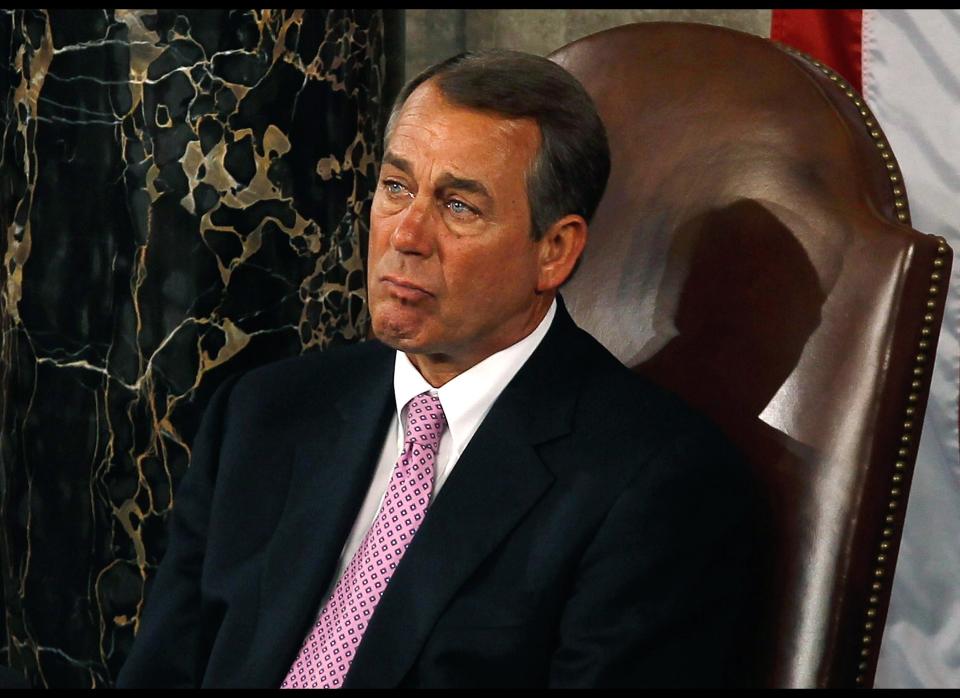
[
  {"left": 383, "top": 180, "right": 408, "bottom": 196},
  {"left": 446, "top": 199, "right": 476, "bottom": 217}
]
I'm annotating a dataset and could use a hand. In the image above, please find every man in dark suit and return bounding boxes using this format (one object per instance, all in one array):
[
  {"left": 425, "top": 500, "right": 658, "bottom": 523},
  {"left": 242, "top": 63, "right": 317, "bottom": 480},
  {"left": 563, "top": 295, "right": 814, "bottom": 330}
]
[{"left": 117, "top": 50, "right": 757, "bottom": 688}]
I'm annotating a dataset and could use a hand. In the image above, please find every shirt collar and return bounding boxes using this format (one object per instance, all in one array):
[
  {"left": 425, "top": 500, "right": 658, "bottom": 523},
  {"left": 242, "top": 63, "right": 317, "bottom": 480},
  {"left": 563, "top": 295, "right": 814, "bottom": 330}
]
[{"left": 393, "top": 298, "right": 558, "bottom": 457}]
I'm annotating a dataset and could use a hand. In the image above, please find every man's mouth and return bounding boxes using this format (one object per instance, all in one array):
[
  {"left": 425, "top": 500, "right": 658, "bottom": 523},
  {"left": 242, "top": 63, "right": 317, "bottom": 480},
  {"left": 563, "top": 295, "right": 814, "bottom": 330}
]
[{"left": 381, "top": 275, "right": 434, "bottom": 300}]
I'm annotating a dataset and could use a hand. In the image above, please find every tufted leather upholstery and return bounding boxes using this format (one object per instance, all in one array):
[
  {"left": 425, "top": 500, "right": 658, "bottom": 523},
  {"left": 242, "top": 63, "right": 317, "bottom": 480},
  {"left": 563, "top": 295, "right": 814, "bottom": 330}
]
[{"left": 549, "top": 21, "right": 952, "bottom": 688}]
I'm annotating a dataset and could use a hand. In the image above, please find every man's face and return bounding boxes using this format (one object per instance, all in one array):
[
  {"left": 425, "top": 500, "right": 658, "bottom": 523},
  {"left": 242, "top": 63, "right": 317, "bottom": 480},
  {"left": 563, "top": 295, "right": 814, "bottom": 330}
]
[{"left": 368, "top": 82, "right": 549, "bottom": 371}]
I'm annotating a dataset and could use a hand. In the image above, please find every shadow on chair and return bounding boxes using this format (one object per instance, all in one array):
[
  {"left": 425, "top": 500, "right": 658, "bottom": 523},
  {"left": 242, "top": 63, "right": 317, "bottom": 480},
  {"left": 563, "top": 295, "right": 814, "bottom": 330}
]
[{"left": 550, "top": 21, "right": 952, "bottom": 688}]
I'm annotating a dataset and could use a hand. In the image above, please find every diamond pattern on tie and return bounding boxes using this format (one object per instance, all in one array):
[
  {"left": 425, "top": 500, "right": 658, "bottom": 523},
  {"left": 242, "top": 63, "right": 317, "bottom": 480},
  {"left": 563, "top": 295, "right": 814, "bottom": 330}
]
[{"left": 281, "top": 391, "right": 446, "bottom": 689}]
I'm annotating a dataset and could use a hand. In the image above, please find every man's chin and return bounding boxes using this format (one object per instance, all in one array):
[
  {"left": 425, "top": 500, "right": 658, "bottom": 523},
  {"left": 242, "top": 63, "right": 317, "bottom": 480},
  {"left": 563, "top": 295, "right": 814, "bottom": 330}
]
[
  {"left": 377, "top": 334, "right": 424, "bottom": 353},
  {"left": 370, "top": 313, "right": 428, "bottom": 352}
]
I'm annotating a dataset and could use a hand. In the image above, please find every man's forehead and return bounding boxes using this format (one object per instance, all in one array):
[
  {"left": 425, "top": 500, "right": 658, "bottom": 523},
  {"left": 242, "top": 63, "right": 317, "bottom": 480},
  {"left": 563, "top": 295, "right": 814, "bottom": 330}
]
[{"left": 389, "top": 81, "right": 541, "bottom": 154}]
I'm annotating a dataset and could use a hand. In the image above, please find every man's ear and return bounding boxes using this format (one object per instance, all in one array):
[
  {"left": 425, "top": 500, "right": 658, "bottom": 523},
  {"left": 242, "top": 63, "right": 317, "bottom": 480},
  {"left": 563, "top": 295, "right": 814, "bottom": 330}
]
[{"left": 536, "top": 214, "right": 588, "bottom": 292}]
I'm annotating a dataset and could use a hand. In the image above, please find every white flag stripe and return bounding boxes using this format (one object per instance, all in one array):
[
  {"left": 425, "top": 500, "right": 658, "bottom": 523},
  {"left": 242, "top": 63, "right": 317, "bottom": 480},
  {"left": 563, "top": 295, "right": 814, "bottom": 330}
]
[{"left": 863, "top": 9, "right": 960, "bottom": 688}]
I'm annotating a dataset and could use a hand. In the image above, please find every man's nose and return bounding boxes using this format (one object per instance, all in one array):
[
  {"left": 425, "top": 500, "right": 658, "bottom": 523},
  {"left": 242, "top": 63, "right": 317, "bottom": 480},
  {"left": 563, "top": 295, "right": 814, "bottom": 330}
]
[{"left": 390, "top": 196, "right": 434, "bottom": 257}]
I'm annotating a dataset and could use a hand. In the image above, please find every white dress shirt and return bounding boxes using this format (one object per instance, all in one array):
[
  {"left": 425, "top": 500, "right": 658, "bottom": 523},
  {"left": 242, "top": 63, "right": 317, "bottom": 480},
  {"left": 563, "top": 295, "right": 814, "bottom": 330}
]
[{"left": 319, "top": 299, "right": 558, "bottom": 605}]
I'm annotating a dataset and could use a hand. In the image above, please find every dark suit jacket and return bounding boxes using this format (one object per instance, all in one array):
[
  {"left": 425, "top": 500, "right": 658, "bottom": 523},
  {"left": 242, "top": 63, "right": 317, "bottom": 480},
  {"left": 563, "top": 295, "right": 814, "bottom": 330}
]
[{"left": 116, "top": 298, "right": 758, "bottom": 688}]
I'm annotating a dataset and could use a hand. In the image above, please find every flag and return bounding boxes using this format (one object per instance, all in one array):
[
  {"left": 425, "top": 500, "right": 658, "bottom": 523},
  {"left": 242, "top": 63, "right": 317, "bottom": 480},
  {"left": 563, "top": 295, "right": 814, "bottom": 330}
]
[{"left": 772, "top": 9, "right": 960, "bottom": 688}]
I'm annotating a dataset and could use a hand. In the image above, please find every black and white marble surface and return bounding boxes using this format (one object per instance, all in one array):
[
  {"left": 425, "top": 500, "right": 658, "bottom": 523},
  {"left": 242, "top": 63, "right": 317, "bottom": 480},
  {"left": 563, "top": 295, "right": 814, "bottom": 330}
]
[{"left": 0, "top": 9, "right": 386, "bottom": 687}]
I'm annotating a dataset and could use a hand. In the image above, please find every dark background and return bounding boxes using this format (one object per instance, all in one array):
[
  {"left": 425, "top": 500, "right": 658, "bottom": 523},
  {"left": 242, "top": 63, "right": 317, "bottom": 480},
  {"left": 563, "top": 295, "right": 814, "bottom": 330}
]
[{"left": 0, "top": 9, "right": 403, "bottom": 687}]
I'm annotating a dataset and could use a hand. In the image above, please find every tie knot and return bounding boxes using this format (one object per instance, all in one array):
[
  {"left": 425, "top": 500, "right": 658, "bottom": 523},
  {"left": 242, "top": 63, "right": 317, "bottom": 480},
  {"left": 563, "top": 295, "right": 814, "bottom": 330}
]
[{"left": 404, "top": 391, "right": 446, "bottom": 451}]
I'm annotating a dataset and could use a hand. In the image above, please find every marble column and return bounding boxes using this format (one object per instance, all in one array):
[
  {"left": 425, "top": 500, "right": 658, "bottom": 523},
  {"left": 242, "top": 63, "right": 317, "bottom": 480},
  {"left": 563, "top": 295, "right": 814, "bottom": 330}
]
[{"left": 0, "top": 9, "right": 388, "bottom": 687}]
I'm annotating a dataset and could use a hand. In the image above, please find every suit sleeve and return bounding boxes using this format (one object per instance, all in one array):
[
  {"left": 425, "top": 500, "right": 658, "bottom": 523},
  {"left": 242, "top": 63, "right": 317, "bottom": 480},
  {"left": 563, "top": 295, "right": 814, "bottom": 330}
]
[
  {"left": 549, "top": 422, "right": 760, "bottom": 688},
  {"left": 115, "top": 374, "right": 241, "bottom": 688}
]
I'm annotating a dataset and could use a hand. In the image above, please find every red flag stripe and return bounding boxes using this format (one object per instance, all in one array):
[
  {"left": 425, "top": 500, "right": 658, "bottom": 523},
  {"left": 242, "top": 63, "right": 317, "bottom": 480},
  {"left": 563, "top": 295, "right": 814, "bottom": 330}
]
[{"left": 771, "top": 9, "right": 864, "bottom": 93}]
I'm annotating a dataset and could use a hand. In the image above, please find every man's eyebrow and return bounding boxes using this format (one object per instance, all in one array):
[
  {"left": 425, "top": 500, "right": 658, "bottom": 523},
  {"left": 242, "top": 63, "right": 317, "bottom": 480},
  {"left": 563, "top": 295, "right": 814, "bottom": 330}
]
[
  {"left": 382, "top": 153, "right": 413, "bottom": 175},
  {"left": 381, "top": 153, "right": 492, "bottom": 201},
  {"left": 434, "top": 173, "right": 491, "bottom": 200}
]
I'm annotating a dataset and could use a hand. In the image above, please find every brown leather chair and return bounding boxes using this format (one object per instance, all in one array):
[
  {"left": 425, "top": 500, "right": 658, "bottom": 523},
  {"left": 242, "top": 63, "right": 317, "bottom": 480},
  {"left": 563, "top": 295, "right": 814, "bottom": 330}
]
[{"left": 549, "top": 22, "right": 952, "bottom": 689}]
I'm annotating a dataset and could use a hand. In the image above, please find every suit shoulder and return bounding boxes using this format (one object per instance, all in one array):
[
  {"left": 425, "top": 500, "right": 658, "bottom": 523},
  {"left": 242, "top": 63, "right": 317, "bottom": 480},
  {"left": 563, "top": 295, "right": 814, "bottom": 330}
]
[
  {"left": 226, "top": 339, "right": 392, "bottom": 413},
  {"left": 570, "top": 328, "right": 739, "bottom": 474},
  {"left": 573, "top": 329, "right": 705, "bottom": 429}
]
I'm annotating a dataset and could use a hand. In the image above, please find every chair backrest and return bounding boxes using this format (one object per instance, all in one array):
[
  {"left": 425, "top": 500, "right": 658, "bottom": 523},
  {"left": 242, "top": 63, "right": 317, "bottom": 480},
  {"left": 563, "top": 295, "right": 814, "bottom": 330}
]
[{"left": 549, "top": 22, "right": 952, "bottom": 688}]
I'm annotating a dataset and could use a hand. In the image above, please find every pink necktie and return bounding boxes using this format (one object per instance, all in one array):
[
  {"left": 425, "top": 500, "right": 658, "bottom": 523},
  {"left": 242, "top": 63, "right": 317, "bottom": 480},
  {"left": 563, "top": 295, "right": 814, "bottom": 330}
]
[{"left": 281, "top": 391, "right": 446, "bottom": 689}]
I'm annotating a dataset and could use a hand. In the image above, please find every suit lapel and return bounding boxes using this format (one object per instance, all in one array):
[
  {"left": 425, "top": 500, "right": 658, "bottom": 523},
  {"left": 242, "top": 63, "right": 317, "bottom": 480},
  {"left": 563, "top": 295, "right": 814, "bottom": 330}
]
[
  {"left": 345, "top": 299, "right": 587, "bottom": 688},
  {"left": 242, "top": 345, "right": 396, "bottom": 687}
]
